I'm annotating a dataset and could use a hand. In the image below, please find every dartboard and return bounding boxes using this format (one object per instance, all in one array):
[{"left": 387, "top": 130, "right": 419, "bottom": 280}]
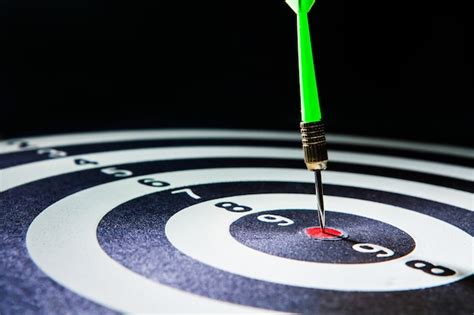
[{"left": 0, "top": 130, "right": 472, "bottom": 314}]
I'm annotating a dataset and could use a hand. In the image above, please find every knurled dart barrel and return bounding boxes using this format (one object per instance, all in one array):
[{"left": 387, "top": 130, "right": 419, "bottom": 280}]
[{"left": 300, "top": 121, "right": 328, "bottom": 171}]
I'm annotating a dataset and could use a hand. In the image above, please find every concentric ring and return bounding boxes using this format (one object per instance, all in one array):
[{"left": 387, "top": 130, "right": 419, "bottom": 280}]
[{"left": 0, "top": 130, "right": 472, "bottom": 314}]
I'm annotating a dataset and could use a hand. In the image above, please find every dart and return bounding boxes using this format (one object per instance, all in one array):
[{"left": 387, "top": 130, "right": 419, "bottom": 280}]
[{"left": 286, "top": 0, "right": 329, "bottom": 231}]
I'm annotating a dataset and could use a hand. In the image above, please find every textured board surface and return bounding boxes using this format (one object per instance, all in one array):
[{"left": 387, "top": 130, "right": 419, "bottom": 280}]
[{"left": 0, "top": 130, "right": 472, "bottom": 314}]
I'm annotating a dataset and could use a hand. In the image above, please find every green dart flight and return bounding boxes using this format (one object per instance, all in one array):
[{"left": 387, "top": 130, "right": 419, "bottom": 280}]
[{"left": 286, "top": 0, "right": 321, "bottom": 123}]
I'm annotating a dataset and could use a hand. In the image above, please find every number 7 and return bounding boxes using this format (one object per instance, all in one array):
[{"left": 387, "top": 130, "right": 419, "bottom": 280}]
[{"left": 171, "top": 188, "right": 201, "bottom": 199}]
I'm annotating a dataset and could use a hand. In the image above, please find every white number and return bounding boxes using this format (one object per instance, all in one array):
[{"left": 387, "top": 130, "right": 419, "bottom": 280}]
[
  {"left": 171, "top": 188, "right": 201, "bottom": 199},
  {"left": 352, "top": 243, "right": 394, "bottom": 257},
  {"left": 37, "top": 148, "right": 67, "bottom": 158},
  {"left": 257, "top": 214, "right": 294, "bottom": 226},
  {"left": 101, "top": 167, "right": 133, "bottom": 177}
]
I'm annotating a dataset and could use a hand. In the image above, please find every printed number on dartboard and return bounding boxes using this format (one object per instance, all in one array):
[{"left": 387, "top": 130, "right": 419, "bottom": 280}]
[
  {"left": 215, "top": 201, "right": 457, "bottom": 276},
  {"left": 215, "top": 202, "right": 252, "bottom": 213},
  {"left": 406, "top": 260, "right": 455, "bottom": 276}
]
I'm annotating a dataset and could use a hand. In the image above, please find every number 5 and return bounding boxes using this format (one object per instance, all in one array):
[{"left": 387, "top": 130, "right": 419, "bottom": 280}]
[{"left": 101, "top": 167, "right": 133, "bottom": 177}]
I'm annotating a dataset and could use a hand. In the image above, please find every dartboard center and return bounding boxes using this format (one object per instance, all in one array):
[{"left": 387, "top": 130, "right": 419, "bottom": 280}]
[{"left": 304, "top": 226, "right": 345, "bottom": 240}]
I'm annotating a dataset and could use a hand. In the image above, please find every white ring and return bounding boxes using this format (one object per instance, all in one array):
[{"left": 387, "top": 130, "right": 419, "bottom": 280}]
[
  {"left": 166, "top": 193, "right": 472, "bottom": 291},
  {"left": 2, "top": 146, "right": 472, "bottom": 193},
  {"left": 1, "top": 129, "right": 472, "bottom": 158},
  {"left": 26, "top": 168, "right": 473, "bottom": 313}
]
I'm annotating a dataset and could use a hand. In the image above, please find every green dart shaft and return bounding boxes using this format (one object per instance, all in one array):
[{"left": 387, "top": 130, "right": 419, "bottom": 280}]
[
  {"left": 297, "top": 11, "right": 321, "bottom": 123},
  {"left": 287, "top": 0, "right": 321, "bottom": 122}
]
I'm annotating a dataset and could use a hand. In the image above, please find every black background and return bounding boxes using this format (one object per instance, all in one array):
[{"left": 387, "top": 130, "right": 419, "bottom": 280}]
[{"left": 1, "top": 1, "right": 471, "bottom": 146}]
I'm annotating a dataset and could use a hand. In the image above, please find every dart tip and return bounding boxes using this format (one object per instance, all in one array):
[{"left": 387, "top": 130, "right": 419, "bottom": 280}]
[{"left": 314, "top": 170, "right": 326, "bottom": 231}]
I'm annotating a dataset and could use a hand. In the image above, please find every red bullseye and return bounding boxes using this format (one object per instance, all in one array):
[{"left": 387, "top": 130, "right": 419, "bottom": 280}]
[{"left": 304, "top": 227, "right": 345, "bottom": 240}]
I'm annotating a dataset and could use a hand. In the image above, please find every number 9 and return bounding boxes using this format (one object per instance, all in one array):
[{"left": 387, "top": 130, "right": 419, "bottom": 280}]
[
  {"left": 257, "top": 214, "right": 294, "bottom": 226},
  {"left": 352, "top": 243, "right": 395, "bottom": 257}
]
